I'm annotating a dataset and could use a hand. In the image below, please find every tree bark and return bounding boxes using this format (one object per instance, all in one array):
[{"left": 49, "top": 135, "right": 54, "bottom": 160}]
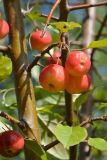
[{"left": 3, "top": 0, "right": 40, "bottom": 159}]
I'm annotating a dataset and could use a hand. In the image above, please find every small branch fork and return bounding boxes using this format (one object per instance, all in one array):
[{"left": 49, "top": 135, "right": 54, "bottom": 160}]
[{"left": 80, "top": 115, "right": 107, "bottom": 127}]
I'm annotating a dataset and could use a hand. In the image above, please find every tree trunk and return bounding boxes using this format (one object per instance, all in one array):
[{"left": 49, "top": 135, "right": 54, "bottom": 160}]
[{"left": 3, "top": 0, "right": 41, "bottom": 159}]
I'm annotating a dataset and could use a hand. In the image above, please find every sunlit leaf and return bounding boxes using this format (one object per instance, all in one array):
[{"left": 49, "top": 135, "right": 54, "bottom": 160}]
[
  {"left": 87, "top": 38, "right": 107, "bottom": 49},
  {"left": 26, "top": 10, "right": 46, "bottom": 23},
  {"left": 54, "top": 124, "right": 87, "bottom": 149},
  {"left": 50, "top": 21, "right": 81, "bottom": 32},
  {"left": 88, "top": 138, "right": 107, "bottom": 151},
  {"left": 98, "top": 103, "right": 107, "bottom": 109},
  {"left": 26, "top": 11, "right": 40, "bottom": 21}
]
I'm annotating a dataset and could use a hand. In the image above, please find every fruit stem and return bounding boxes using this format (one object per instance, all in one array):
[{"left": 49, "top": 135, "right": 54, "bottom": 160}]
[{"left": 41, "top": 0, "right": 61, "bottom": 37}]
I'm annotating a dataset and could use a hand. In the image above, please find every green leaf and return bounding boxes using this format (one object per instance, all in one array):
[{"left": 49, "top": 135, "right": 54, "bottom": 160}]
[
  {"left": 0, "top": 55, "right": 12, "bottom": 82},
  {"left": 34, "top": 86, "right": 50, "bottom": 100},
  {"left": 26, "top": 11, "right": 40, "bottom": 21},
  {"left": 25, "top": 139, "right": 48, "bottom": 160},
  {"left": 50, "top": 21, "right": 81, "bottom": 32},
  {"left": 47, "top": 149, "right": 68, "bottom": 160},
  {"left": 88, "top": 138, "right": 107, "bottom": 151},
  {"left": 54, "top": 124, "right": 87, "bottom": 149},
  {"left": 26, "top": 9, "right": 46, "bottom": 23},
  {"left": 48, "top": 25, "right": 60, "bottom": 43},
  {"left": 38, "top": 104, "right": 64, "bottom": 120},
  {"left": 87, "top": 38, "right": 107, "bottom": 49},
  {"left": 98, "top": 103, "right": 107, "bottom": 109},
  {"left": 2, "top": 88, "right": 16, "bottom": 106}
]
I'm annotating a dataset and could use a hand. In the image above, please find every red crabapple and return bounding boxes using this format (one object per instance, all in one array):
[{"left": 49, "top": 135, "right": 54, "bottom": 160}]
[
  {"left": 0, "top": 130, "right": 24, "bottom": 157},
  {"left": 65, "top": 73, "right": 90, "bottom": 94},
  {"left": 30, "top": 30, "right": 52, "bottom": 51},
  {"left": 39, "top": 64, "right": 65, "bottom": 92},
  {"left": 65, "top": 51, "right": 91, "bottom": 76},
  {"left": 0, "top": 19, "right": 9, "bottom": 39}
]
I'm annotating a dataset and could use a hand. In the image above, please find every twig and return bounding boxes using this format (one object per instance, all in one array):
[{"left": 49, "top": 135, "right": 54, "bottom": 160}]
[
  {"left": 44, "top": 139, "right": 59, "bottom": 151},
  {"left": 37, "top": 62, "right": 44, "bottom": 68},
  {"left": 99, "top": 32, "right": 107, "bottom": 36},
  {"left": 94, "top": 32, "right": 107, "bottom": 37},
  {"left": 68, "top": 1, "right": 107, "bottom": 11},
  {"left": 0, "top": 45, "right": 11, "bottom": 56},
  {"left": 41, "top": 0, "right": 61, "bottom": 37},
  {"left": 0, "top": 111, "right": 25, "bottom": 130},
  {"left": 27, "top": 54, "right": 41, "bottom": 72},
  {"left": 0, "top": 111, "right": 39, "bottom": 140},
  {"left": 68, "top": 2, "right": 85, "bottom": 6},
  {"left": 27, "top": 43, "right": 58, "bottom": 72},
  {"left": 70, "top": 41, "right": 83, "bottom": 47},
  {"left": 93, "top": 99, "right": 107, "bottom": 103},
  {"left": 40, "top": 14, "right": 59, "bottom": 21},
  {"left": 80, "top": 115, "right": 107, "bottom": 127}
]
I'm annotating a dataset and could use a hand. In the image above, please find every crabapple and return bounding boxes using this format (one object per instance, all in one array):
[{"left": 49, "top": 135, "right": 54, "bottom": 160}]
[
  {"left": 65, "top": 51, "right": 91, "bottom": 76},
  {"left": 39, "top": 64, "right": 65, "bottom": 92},
  {"left": 0, "top": 130, "right": 24, "bottom": 157},
  {"left": 30, "top": 30, "right": 52, "bottom": 51},
  {"left": 46, "top": 51, "right": 62, "bottom": 65},
  {"left": 65, "top": 73, "right": 90, "bottom": 94},
  {"left": 0, "top": 19, "right": 9, "bottom": 39}
]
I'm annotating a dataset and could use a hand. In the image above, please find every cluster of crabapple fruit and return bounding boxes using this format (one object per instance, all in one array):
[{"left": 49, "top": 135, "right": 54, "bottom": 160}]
[
  {"left": 30, "top": 29, "right": 91, "bottom": 94},
  {"left": 65, "top": 51, "right": 91, "bottom": 94},
  {"left": 0, "top": 19, "right": 9, "bottom": 39},
  {"left": 0, "top": 130, "right": 24, "bottom": 158}
]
